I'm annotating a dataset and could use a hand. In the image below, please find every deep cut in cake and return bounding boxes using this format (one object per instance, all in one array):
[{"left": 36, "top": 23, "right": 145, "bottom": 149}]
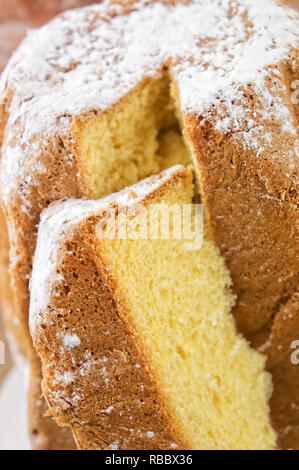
[
  {"left": 30, "top": 165, "right": 276, "bottom": 450},
  {"left": 0, "top": 0, "right": 298, "bottom": 448}
]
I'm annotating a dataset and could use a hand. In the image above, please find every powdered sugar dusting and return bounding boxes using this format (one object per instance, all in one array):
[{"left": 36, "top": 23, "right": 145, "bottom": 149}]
[
  {"left": 63, "top": 333, "right": 81, "bottom": 348},
  {"left": 29, "top": 165, "right": 184, "bottom": 330},
  {"left": 0, "top": 0, "right": 298, "bottom": 208},
  {"left": 109, "top": 440, "right": 120, "bottom": 450}
]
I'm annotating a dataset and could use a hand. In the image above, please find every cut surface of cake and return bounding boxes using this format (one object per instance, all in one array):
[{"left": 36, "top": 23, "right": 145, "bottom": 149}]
[
  {"left": 29, "top": 166, "right": 276, "bottom": 450},
  {"left": 0, "top": 0, "right": 298, "bottom": 448}
]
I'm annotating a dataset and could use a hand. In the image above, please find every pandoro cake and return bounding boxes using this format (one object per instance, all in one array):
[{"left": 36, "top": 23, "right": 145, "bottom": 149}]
[{"left": 0, "top": 0, "right": 298, "bottom": 448}]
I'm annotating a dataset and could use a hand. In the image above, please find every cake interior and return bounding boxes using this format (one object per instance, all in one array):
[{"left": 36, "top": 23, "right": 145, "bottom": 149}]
[
  {"left": 96, "top": 168, "right": 275, "bottom": 450},
  {"left": 76, "top": 73, "right": 191, "bottom": 199}
]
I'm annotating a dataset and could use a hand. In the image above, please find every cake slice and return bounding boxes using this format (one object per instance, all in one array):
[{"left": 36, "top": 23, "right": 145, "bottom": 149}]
[{"left": 29, "top": 165, "right": 275, "bottom": 450}]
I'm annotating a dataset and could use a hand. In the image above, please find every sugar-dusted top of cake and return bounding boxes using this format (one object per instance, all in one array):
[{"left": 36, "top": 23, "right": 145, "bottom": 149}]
[
  {"left": 29, "top": 164, "right": 186, "bottom": 330},
  {"left": 0, "top": 0, "right": 298, "bottom": 206}
]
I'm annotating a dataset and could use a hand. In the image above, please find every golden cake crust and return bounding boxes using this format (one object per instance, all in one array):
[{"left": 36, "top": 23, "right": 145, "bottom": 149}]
[{"left": 0, "top": 0, "right": 298, "bottom": 448}]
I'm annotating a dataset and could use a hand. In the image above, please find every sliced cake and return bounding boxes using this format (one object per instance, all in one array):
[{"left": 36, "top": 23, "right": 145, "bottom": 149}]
[{"left": 29, "top": 166, "right": 275, "bottom": 450}]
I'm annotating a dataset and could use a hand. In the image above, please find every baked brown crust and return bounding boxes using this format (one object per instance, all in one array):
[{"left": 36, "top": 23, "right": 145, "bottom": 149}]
[
  {"left": 0, "top": 0, "right": 96, "bottom": 23},
  {"left": 0, "top": 2, "right": 99, "bottom": 72}
]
